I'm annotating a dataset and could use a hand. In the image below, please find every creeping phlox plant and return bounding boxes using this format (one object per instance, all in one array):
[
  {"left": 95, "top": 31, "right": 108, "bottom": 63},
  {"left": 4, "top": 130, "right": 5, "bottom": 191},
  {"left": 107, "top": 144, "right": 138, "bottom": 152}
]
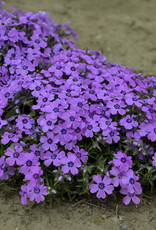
[{"left": 0, "top": 2, "right": 156, "bottom": 206}]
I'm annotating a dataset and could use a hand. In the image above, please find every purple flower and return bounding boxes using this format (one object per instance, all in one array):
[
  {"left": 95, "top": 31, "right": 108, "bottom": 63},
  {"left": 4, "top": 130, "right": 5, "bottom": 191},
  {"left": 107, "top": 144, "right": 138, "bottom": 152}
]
[
  {"left": 42, "top": 150, "right": 65, "bottom": 167},
  {"left": 99, "top": 118, "right": 117, "bottom": 130},
  {"left": 53, "top": 44, "right": 64, "bottom": 54},
  {"left": 73, "top": 146, "right": 88, "bottom": 163},
  {"left": 37, "top": 115, "right": 55, "bottom": 132},
  {"left": 40, "top": 131, "right": 58, "bottom": 151},
  {"left": 112, "top": 151, "right": 132, "bottom": 172},
  {"left": 40, "top": 99, "right": 64, "bottom": 119},
  {"left": 5, "top": 144, "right": 23, "bottom": 166},
  {"left": 120, "top": 115, "right": 138, "bottom": 130},
  {"left": 70, "top": 98, "right": 89, "bottom": 114},
  {"left": 61, "top": 152, "right": 81, "bottom": 175},
  {"left": 126, "top": 131, "right": 141, "bottom": 147},
  {"left": 0, "top": 156, "right": 15, "bottom": 180},
  {"left": 1, "top": 132, "right": 22, "bottom": 145},
  {"left": 30, "top": 144, "right": 44, "bottom": 158},
  {"left": 89, "top": 174, "right": 114, "bottom": 199},
  {"left": 48, "top": 61, "right": 64, "bottom": 77},
  {"left": 94, "top": 103, "right": 110, "bottom": 119},
  {"left": 109, "top": 167, "right": 126, "bottom": 187},
  {"left": 146, "top": 121, "right": 156, "bottom": 142},
  {"left": 107, "top": 99, "right": 126, "bottom": 115},
  {"left": 19, "top": 185, "right": 29, "bottom": 205},
  {"left": 102, "top": 128, "right": 120, "bottom": 144},
  {"left": 0, "top": 118, "right": 7, "bottom": 129},
  {"left": 28, "top": 182, "right": 48, "bottom": 203},
  {"left": 53, "top": 123, "right": 73, "bottom": 146},
  {"left": 25, "top": 166, "right": 43, "bottom": 186},
  {"left": 18, "top": 152, "right": 40, "bottom": 175},
  {"left": 16, "top": 60, "right": 35, "bottom": 76},
  {"left": 84, "top": 120, "right": 100, "bottom": 138},
  {"left": 15, "top": 115, "right": 35, "bottom": 130},
  {"left": 121, "top": 169, "right": 142, "bottom": 193},
  {"left": 141, "top": 104, "right": 156, "bottom": 120},
  {"left": 125, "top": 94, "right": 142, "bottom": 107},
  {"left": 29, "top": 81, "right": 44, "bottom": 97},
  {"left": 30, "top": 33, "right": 47, "bottom": 49},
  {"left": 64, "top": 62, "right": 79, "bottom": 76},
  {"left": 59, "top": 110, "right": 81, "bottom": 129},
  {"left": 120, "top": 188, "right": 142, "bottom": 205}
]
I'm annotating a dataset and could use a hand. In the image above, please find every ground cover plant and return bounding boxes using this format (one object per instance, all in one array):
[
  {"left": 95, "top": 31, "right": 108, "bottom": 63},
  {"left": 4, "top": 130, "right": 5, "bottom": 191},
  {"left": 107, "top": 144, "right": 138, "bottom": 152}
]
[{"left": 0, "top": 1, "right": 156, "bottom": 206}]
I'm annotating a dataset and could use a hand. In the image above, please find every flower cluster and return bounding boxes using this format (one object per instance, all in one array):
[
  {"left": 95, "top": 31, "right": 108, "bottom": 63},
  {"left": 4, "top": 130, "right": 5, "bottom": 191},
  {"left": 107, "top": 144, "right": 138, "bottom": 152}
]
[
  {"left": 109, "top": 151, "right": 142, "bottom": 205},
  {"left": 0, "top": 2, "right": 156, "bottom": 205}
]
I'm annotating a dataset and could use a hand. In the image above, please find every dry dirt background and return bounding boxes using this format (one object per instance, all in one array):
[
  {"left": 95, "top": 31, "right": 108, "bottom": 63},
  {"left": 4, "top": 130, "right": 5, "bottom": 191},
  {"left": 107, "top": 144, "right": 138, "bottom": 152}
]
[{"left": 1, "top": 0, "right": 156, "bottom": 229}]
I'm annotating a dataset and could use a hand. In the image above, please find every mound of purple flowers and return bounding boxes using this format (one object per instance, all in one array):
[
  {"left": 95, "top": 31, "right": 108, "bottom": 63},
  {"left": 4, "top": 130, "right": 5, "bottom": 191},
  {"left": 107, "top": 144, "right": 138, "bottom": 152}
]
[{"left": 0, "top": 2, "right": 156, "bottom": 205}]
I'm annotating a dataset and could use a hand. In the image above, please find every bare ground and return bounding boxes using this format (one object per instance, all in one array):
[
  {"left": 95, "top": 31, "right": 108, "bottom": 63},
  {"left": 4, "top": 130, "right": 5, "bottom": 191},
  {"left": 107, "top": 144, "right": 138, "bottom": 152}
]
[{"left": 0, "top": 188, "right": 156, "bottom": 230}]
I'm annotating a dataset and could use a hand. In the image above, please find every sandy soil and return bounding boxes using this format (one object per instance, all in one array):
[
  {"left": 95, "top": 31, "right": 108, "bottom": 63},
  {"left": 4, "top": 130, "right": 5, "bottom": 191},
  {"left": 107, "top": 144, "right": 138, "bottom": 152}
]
[
  {"left": 1, "top": 0, "right": 156, "bottom": 229},
  {"left": 4, "top": 0, "right": 156, "bottom": 76},
  {"left": 0, "top": 188, "right": 156, "bottom": 230}
]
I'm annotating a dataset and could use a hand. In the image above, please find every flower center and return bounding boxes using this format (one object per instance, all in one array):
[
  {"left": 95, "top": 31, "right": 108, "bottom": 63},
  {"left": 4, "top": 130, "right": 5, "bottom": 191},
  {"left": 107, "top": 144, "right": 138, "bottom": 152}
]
[
  {"left": 26, "top": 160, "right": 32, "bottom": 167},
  {"left": 73, "top": 78, "right": 78, "bottom": 82},
  {"left": 98, "top": 182, "right": 105, "bottom": 190},
  {"left": 53, "top": 107, "right": 59, "bottom": 113},
  {"left": 101, "top": 110, "right": 106, "bottom": 115},
  {"left": 87, "top": 125, "right": 93, "bottom": 130},
  {"left": 94, "top": 65, "right": 99, "bottom": 69},
  {"left": 22, "top": 119, "right": 28, "bottom": 124},
  {"left": 23, "top": 65, "right": 28, "bottom": 70},
  {"left": 36, "top": 86, "right": 41, "bottom": 91},
  {"left": 121, "top": 157, "right": 126, "bottom": 163},
  {"left": 121, "top": 90, "right": 126, "bottom": 95},
  {"left": 33, "top": 173, "right": 39, "bottom": 179},
  {"left": 47, "top": 138, "right": 53, "bottom": 144},
  {"left": 66, "top": 92, "right": 71, "bottom": 97},
  {"left": 75, "top": 128, "right": 81, "bottom": 133},
  {"left": 56, "top": 66, "right": 62, "bottom": 70},
  {"left": 5, "top": 92, "right": 10, "bottom": 98},
  {"left": 109, "top": 131, "right": 114, "bottom": 137},
  {"left": 43, "top": 97, "right": 48, "bottom": 102},
  {"left": 61, "top": 129, "right": 67, "bottom": 134},
  {"left": 77, "top": 102, "right": 83, "bottom": 108},
  {"left": 34, "top": 187, "right": 40, "bottom": 194},
  {"left": 69, "top": 116, "right": 75, "bottom": 121},
  {"left": 47, "top": 121, "right": 52, "bottom": 126},
  {"left": 71, "top": 67, "right": 76, "bottom": 71},
  {"left": 35, "top": 39, "right": 40, "bottom": 44},
  {"left": 105, "top": 121, "right": 111, "bottom": 125},
  {"left": 76, "top": 152, "right": 81, "bottom": 158},
  {"left": 68, "top": 161, "right": 74, "bottom": 167},
  {"left": 13, "top": 152, "right": 19, "bottom": 158},
  {"left": 129, "top": 178, "right": 135, "bottom": 184},
  {"left": 35, "top": 150, "right": 40, "bottom": 156},
  {"left": 118, "top": 173, "right": 123, "bottom": 179},
  {"left": 89, "top": 90, "right": 95, "bottom": 94},
  {"left": 126, "top": 119, "right": 132, "bottom": 123},
  {"left": 51, "top": 154, "right": 57, "bottom": 159},
  {"left": 114, "top": 104, "right": 120, "bottom": 109},
  {"left": 67, "top": 53, "right": 72, "bottom": 57}
]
